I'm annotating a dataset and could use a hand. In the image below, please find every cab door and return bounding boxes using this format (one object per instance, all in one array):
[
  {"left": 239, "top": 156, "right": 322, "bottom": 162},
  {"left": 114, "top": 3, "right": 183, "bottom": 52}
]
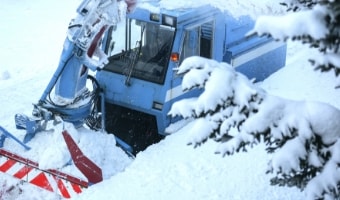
[{"left": 180, "top": 20, "right": 214, "bottom": 63}]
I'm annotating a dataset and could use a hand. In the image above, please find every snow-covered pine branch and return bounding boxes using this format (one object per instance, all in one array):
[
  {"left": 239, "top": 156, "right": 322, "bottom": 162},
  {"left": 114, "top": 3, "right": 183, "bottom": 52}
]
[
  {"left": 169, "top": 56, "right": 340, "bottom": 200},
  {"left": 249, "top": 0, "right": 340, "bottom": 79}
]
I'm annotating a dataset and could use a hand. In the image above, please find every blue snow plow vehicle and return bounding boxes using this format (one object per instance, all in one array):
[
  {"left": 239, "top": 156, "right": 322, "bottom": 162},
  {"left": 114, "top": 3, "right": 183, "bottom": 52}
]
[{"left": 98, "top": 4, "right": 286, "bottom": 154}]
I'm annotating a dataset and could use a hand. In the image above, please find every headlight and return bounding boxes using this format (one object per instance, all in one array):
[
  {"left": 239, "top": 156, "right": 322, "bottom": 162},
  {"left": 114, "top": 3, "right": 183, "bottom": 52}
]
[
  {"left": 162, "top": 15, "right": 177, "bottom": 27},
  {"left": 150, "top": 13, "right": 160, "bottom": 22}
]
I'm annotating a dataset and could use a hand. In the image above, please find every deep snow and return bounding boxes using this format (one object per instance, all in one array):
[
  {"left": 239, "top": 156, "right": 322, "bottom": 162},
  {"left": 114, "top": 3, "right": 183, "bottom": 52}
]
[{"left": 0, "top": 0, "right": 340, "bottom": 199}]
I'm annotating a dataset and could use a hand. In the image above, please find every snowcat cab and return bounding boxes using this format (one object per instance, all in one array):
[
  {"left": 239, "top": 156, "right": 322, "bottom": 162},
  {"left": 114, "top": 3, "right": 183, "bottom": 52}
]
[{"left": 97, "top": 4, "right": 287, "bottom": 154}]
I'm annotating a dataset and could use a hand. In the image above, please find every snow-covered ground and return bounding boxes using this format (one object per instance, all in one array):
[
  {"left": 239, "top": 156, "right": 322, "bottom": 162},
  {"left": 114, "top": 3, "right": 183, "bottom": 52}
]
[{"left": 0, "top": 0, "right": 339, "bottom": 199}]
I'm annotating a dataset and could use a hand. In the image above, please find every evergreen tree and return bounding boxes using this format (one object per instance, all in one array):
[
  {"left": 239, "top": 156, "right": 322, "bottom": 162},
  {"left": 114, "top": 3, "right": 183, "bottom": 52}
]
[
  {"left": 253, "top": 0, "right": 340, "bottom": 82},
  {"left": 169, "top": 56, "right": 340, "bottom": 200}
]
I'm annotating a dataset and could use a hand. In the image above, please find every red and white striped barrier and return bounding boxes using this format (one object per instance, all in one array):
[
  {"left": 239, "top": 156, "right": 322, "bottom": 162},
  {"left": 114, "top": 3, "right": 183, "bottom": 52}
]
[{"left": 0, "top": 149, "right": 88, "bottom": 198}]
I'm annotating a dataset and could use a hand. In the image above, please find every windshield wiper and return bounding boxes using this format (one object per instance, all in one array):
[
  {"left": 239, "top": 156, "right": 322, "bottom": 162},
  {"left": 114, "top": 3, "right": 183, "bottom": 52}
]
[{"left": 125, "top": 26, "right": 145, "bottom": 86}]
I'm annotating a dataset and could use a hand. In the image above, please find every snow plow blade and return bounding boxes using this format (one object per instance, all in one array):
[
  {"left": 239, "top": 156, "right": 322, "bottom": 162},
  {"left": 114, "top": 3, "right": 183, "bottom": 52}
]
[
  {"left": 62, "top": 130, "right": 103, "bottom": 184},
  {"left": 0, "top": 148, "right": 88, "bottom": 198}
]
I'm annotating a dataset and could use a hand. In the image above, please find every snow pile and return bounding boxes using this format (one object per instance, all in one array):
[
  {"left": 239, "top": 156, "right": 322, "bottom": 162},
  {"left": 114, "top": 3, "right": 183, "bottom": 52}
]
[
  {"left": 159, "top": 0, "right": 285, "bottom": 19},
  {"left": 2, "top": 121, "right": 132, "bottom": 180},
  {"left": 137, "top": 0, "right": 285, "bottom": 20}
]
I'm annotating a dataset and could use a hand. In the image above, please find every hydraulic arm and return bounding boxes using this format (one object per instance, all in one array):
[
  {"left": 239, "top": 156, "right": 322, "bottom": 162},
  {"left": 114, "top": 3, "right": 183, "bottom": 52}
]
[{"left": 15, "top": 0, "right": 136, "bottom": 142}]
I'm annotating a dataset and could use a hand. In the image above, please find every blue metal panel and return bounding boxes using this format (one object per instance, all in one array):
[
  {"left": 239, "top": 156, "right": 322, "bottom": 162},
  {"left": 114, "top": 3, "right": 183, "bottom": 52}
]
[
  {"left": 212, "top": 13, "right": 225, "bottom": 61},
  {"left": 98, "top": 72, "right": 157, "bottom": 108},
  {"left": 233, "top": 44, "right": 287, "bottom": 81},
  {"left": 223, "top": 14, "right": 255, "bottom": 47},
  {"left": 224, "top": 37, "right": 287, "bottom": 81}
]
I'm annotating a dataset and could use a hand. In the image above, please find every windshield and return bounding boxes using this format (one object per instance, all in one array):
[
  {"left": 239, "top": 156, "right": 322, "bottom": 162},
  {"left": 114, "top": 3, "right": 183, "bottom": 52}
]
[{"left": 104, "top": 19, "right": 175, "bottom": 84}]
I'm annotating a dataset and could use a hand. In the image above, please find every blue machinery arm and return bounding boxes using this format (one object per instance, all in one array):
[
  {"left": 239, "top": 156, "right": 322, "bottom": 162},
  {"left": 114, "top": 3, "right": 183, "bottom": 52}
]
[{"left": 14, "top": 0, "right": 122, "bottom": 141}]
